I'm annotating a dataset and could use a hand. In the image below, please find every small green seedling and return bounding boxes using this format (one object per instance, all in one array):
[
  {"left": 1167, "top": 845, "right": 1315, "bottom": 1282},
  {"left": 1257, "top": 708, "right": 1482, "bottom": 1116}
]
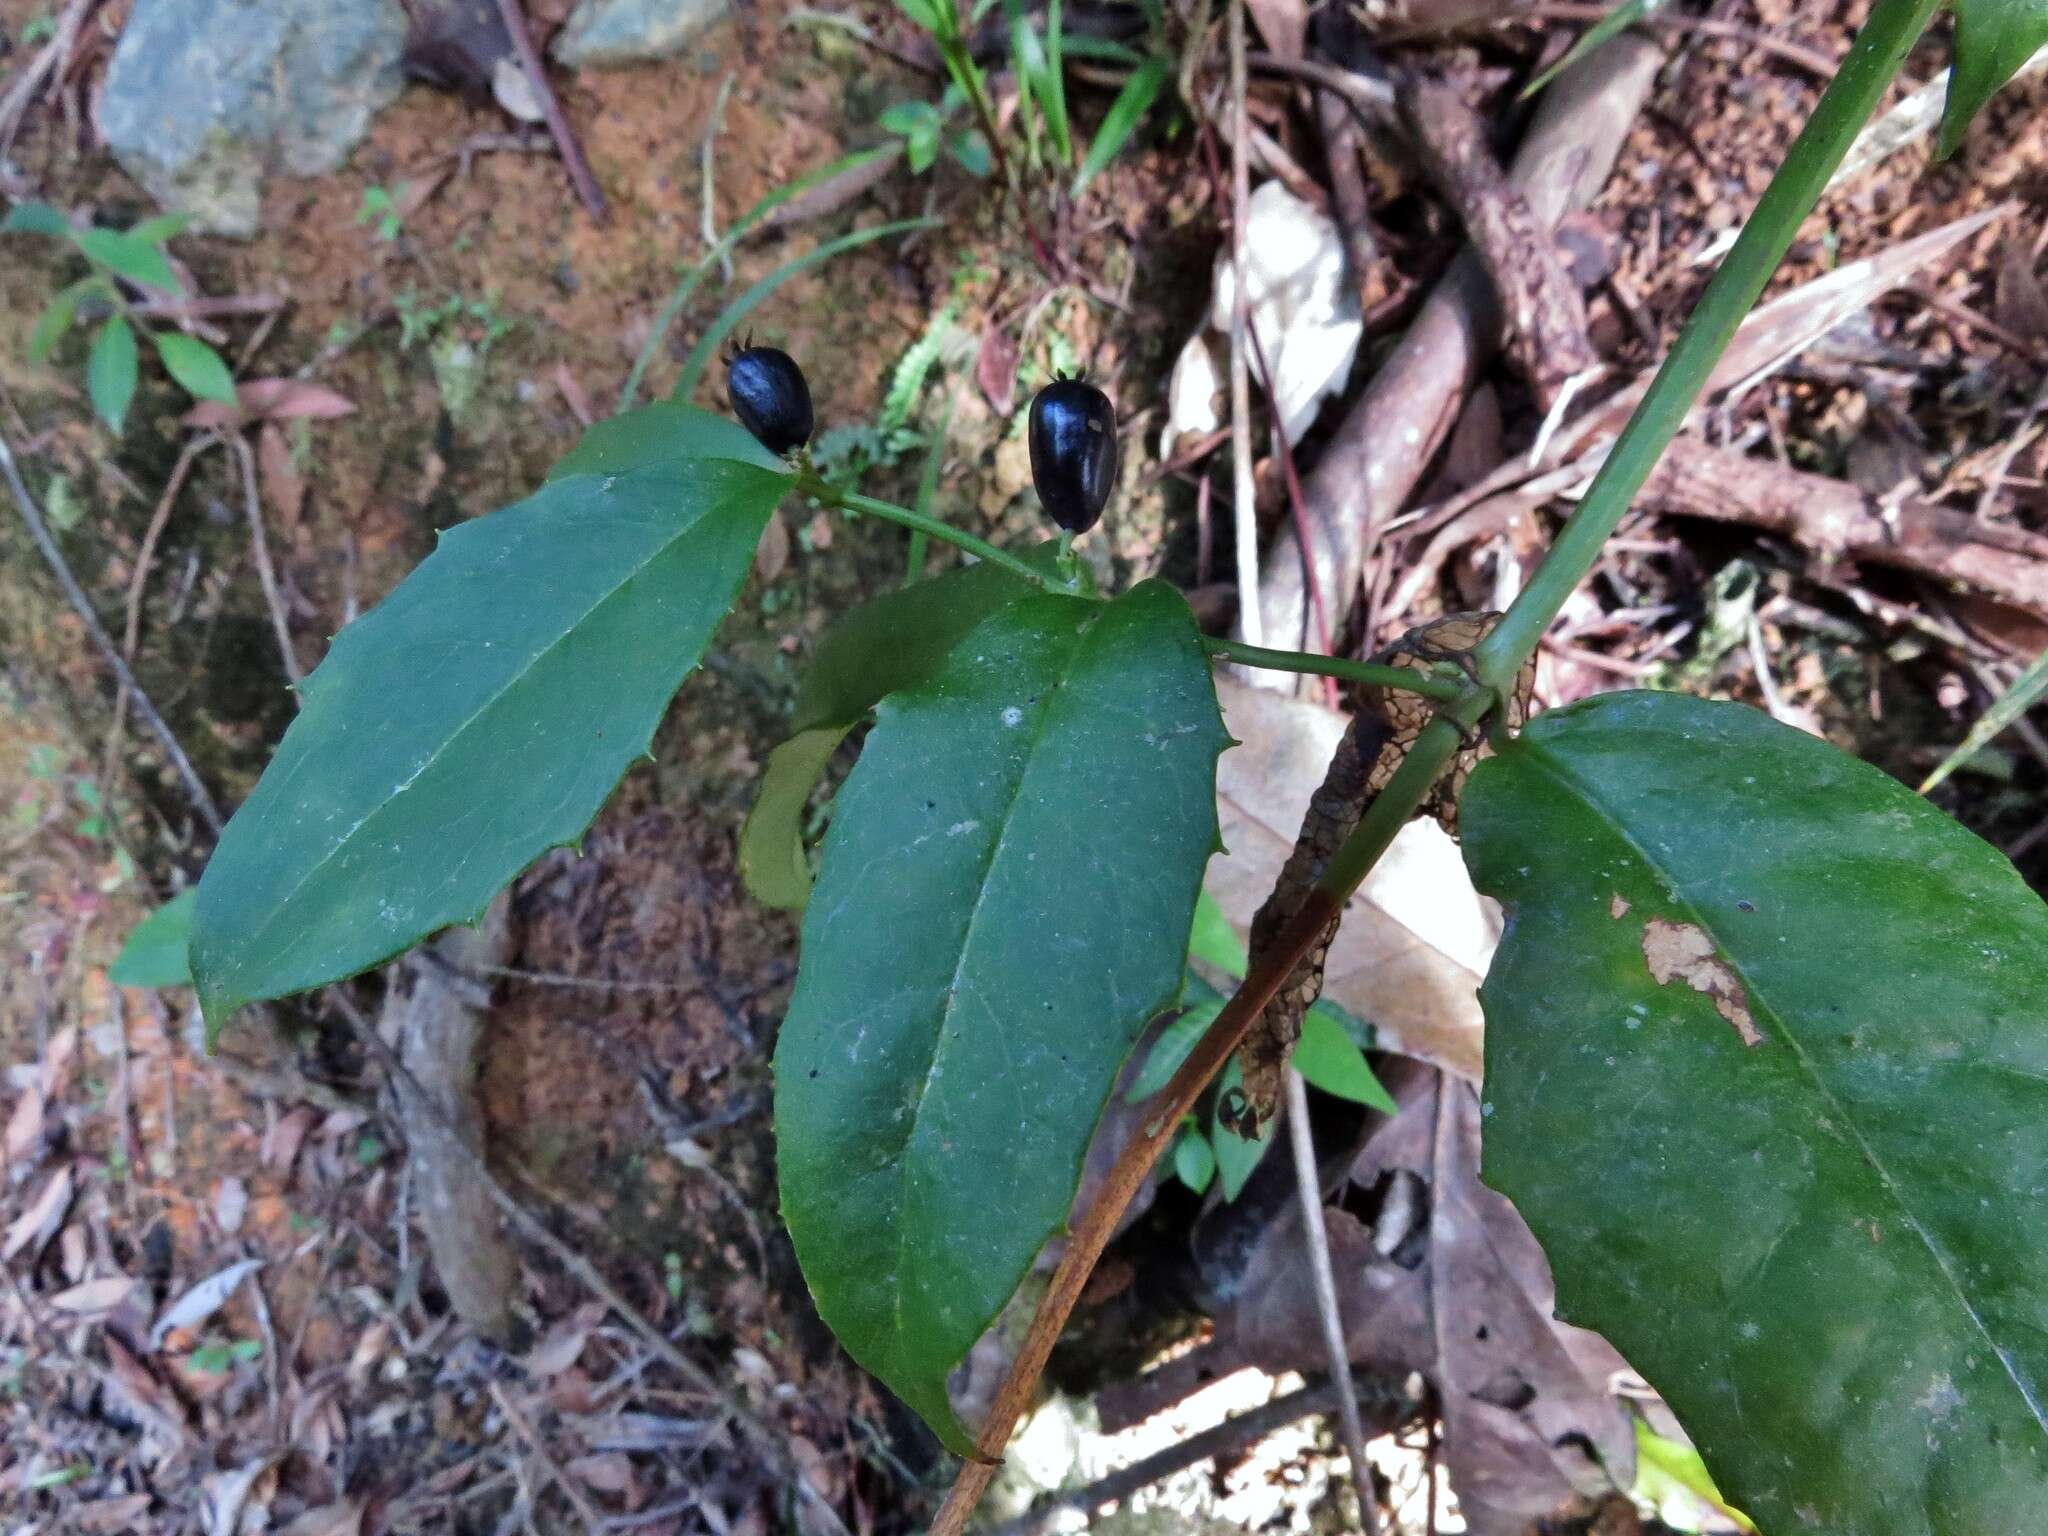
[{"left": 2, "top": 202, "right": 238, "bottom": 434}]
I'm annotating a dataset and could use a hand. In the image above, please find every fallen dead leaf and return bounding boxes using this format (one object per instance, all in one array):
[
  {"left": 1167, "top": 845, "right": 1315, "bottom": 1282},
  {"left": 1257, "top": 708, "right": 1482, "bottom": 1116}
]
[
  {"left": 258, "top": 422, "right": 305, "bottom": 529},
  {"left": 1209, "top": 680, "right": 1498, "bottom": 1079},
  {"left": 151, "top": 1257, "right": 263, "bottom": 1346},
  {"left": 5, "top": 1085, "right": 44, "bottom": 1166},
  {"left": 73, "top": 1494, "right": 155, "bottom": 1532},
  {"left": 49, "top": 1275, "right": 142, "bottom": 1315},
  {"left": 276, "top": 1499, "right": 366, "bottom": 1536},
  {"left": 755, "top": 507, "right": 791, "bottom": 583},
  {"left": 183, "top": 380, "right": 356, "bottom": 429},
  {"left": 3, "top": 1164, "right": 73, "bottom": 1261}
]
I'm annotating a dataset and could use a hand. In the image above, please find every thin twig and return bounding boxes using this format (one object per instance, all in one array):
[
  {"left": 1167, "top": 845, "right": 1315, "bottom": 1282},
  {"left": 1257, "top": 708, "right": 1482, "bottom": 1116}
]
[
  {"left": 493, "top": 0, "right": 610, "bottom": 224},
  {"left": 1226, "top": 0, "right": 1261, "bottom": 648},
  {"left": 1284, "top": 1068, "right": 1382, "bottom": 1533},
  {"left": 102, "top": 434, "right": 212, "bottom": 791},
  {"left": 1, "top": 427, "right": 223, "bottom": 833},
  {"left": 1246, "top": 325, "right": 1336, "bottom": 701},
  {"left": 1528, "top": 3, "right": 1840, "bottom": 79},
  {"left": 227, "top": 432, "right": 303, "bottom": 688},
  {"left": 700, "top": 74, "right": 737, "bottom": 283},
  {"left": 492, "top": 1380, "right": 606, "bottom": 1535},
  {"left": 0, "top": 0, "right": 96, "bottom": 158}
]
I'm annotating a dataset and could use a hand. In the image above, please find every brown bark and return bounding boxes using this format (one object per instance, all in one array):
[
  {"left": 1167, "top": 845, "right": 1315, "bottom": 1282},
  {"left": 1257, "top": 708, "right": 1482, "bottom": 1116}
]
[
  {"left": 1639, "top": 439, "right": 2048, "bottom": 619},
  {"left": 1398, "top": 72, "right": 1597, "bottom": 408}
]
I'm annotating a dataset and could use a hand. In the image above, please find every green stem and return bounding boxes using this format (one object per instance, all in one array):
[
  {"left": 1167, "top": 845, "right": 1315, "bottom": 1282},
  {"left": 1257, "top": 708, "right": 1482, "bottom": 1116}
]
[
  {"left": 1472, "top": 0, "right": 1939, "bottom": 694},
  {"left": 1203, "top": 638, "right": 1464, "bottom": 702},
  {"left": 802, "top": 475, "right": 1069, "bottom": 592}
]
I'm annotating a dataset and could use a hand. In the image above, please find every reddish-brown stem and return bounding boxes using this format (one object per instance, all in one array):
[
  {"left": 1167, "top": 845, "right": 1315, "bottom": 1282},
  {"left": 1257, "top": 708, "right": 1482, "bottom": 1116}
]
[
  {"left": 929, "top": 884, "right": 1344, "bottom": 1532},
  {"left": 493, "top": 0, "right": 610, "bottom": 224}
]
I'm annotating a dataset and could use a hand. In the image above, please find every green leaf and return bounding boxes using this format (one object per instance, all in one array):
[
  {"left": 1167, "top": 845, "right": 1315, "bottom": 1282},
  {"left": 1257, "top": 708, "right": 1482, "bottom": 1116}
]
[
  {"left": 1294, "top": 1007, "right": 1395, "bottom": 1111},
  {"left": 75, "top": 227, "right": 179, "bottom": 291},
  {"left": 1174, "top": 1126, "right": 1217, "bottom": 1194},
  {"left": 1073, "top": 55, "right": 1168, "bottom": 198},
  {"left": 739, "top": 544, "right": 1075, "bottom": 910},
  {"left": 738, "top": 725, "right": 850, "bottom": 909},
  {"left": 879, "top": 100, "right": 940, "bottom": 136},
  {"left": 1211, "top": 1056, "right": 1273, "bottom": 1200},
  {"left": 1922, "top": 646, "right": 2048, "bottom": 792},
  {"left": 947, "top": 129, "right": 993, "bottom": 177},
  {"left": 2, "top": 201, "right": 68, "bottom": 236},
  {"left": 127, "top": 212, "right": 194, "bottom": 246},
  {"left": 190, "top": 404, "right": 791, "bottom": 1029},
  {"left": 775, "top": 580, "right": 1228, "bottom": 1451},
  {"left": 87, "top": 317, "right": 139, "bottom": 435},
  {"left": 1462, "top": 690, "right": 2048, "bottom": 1536},
  {"left": 28, "top": 290, "right": 76, "bottom": 363},
  {"left": 1941, "top": 0, "right": 2048, "bottom": 156},
  {"left": 1187, "top": 886, "right": 1248, "bottom": 976},
  {"left": 153, "top": 332, "right": 238, "bottom": 404},
  {"left": 1042, "top": 0, "right": 1071, "bottom": 162},
  {"left": 906, "top": 123, "right": 938, "bottom": 174},
  {"left": 1520, "top": 0, "right": 1652, "bottom": 99},
  {"left": 110, "top": 890, "right": 196, "bottom": 989},
  {"left": 789, "top": 544, "right": 1071, "bottom": 736},
  {"left": 1125, "top": 996, "right": 1224, "bottom": 1102}
]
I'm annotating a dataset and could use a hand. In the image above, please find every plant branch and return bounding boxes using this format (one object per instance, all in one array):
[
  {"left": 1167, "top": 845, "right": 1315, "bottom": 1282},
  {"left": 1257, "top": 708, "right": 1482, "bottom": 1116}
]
[
  {"left": 1, "top": 427, "right": 224, "bottom": 834},
  {"left": 933, "top": 1, "right": 1939, "bottom": 1523},
  {"left": 1471, "top": 0, "right": 1941, "bottom": 694},
  {"left": 802, "top": 476, "right": 1077, "bottom": 593},
  {"left": 1203, "top": 637, "right": 1461, "bottom": 700}
]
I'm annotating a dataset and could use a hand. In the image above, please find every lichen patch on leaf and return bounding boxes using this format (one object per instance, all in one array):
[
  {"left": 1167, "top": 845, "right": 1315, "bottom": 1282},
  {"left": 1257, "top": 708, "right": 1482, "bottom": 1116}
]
[
  {"left": 1609, "top": 892, "right": 1631, "bottom": 919},
  {"left": 1641, "top": 917, "right": 1762, "bottom": 1047}
]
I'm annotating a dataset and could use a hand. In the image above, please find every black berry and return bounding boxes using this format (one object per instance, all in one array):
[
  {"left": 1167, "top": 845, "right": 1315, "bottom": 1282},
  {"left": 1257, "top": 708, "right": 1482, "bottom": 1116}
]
[
  {"left": 1027, "top": 375, "right": 1118, "bottom": 534},
  {"left": 725, "top": 342, "right": 814, "bottom": 456}
]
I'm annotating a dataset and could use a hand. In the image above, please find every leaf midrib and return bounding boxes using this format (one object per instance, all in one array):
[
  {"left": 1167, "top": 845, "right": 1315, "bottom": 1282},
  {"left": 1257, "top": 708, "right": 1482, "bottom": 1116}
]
[
  {"left": 881, "top": 603, "right": 1101, "bottom": 1374},
  {"left": 1515, "top": 734, "right": 2048, "bottom": 1439},
  {"left": 209, "top": 462, "right": 781, "bottom": 998}
]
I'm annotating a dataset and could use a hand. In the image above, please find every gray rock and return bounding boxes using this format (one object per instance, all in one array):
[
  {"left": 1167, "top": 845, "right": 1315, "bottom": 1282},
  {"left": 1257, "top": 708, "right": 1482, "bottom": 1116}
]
[
  {"left": 551, "top": 0, "right": 730, "bottom": 67},
  {"left": 99, "top": 0, "right": 407, "bottom": 238}
]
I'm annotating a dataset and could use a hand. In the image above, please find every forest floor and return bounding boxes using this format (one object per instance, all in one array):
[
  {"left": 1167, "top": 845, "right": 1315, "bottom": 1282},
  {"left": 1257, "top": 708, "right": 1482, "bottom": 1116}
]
[{"left": 3, "top": 1, "right": 2046, "bottom": 1533}]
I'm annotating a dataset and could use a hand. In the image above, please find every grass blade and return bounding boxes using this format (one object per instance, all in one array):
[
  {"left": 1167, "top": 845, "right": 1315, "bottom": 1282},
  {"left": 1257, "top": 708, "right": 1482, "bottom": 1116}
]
[
  {"left": 1073, "top": 56, "right": 1168, "bottom": 198},
  {"left": 671, "top": 218, "right": 940, "bottom": 403},
  {"left": 1522, "top": 0, "right": 1655, "bottom": 100},
  {"left": 1922, "top": 648, "right": 2048, "bottom": 793}
]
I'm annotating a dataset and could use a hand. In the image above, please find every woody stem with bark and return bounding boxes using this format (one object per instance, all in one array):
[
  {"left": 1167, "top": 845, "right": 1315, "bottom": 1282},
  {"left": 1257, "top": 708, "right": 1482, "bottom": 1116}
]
[{"left": 931, "top": 0, "right": 1938, "bottom": 1526}]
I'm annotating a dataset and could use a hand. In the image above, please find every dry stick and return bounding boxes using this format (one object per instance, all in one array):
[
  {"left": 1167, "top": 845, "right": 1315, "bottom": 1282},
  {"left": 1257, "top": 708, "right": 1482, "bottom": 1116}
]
[
  {"left": 1284, "top": 1067, "right": 1382, "bottom": 1534},
  {"left": 493, "top": 0, "right": 610, "bottom": 224},
  {"left": 0, "top": 0, "right": 95, "bottom": 156},
  {"left": 227, "top": 433, "right": 303, "bottom": 688},
  {"left": 101, "top": 434, "right": 212, "bottom": 789},
  {"left": 491, "top": 1380, "right": 606, "bottom": 1535},
  {"left": 1246, "top": 32, "right": 1662, "bottom": 660},
  {"left": 1247, "top": 324, "right": 1336, "bottom": 679},
  {"left": 1397, "top": 71, "right": 1597, "bottom": 411},
  {"left": 1, "top": 428, "right": 224, "bottom": 834},
  {"left": 1226, "top": 0, "right": 1261, "bottom": 647},
  {"left": 325, "top": 991, "right": 851, "bottom": 1536}
]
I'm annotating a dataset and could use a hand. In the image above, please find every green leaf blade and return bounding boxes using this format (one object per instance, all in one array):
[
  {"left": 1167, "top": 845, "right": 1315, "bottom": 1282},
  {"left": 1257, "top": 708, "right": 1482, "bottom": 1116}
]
[
  {"left": 153, "top": 333, "right": 239, "bottom": 404},
  {"left": 28, "top": 291, "right": 76, "bottom": 363},
  {"left": 87, "top": 317, "right": 139, "bottom": 434},
  {"left": 1073, "top": 56, "right": 1168, "bottom": 198},
  {"left": 1463, "top": 690, "right": 2048, "bottom": 1535},
  {"left": 1941, "top": 0, "right": 2048, "bottom": 157},
  {"left": 1922, "top": 646, "right": 2048, "bottom": 792},
  {"left": 75, "top": 227, "right": 179, "bottom": 291},
  {"left": 774, "top": 580, "right": 1228, "bottom": 1451},
  {"left": 111, "top": 891, "right": 196, "bottom": 988},
  {"left": 738, "top": 725, "right": 850, "bottom": 909},
  {"left": 191, "top": 405, "right": 790, "bottom": 1028},
  {"left": 3, "top": 201, "right": 69, "bottom": 236}
]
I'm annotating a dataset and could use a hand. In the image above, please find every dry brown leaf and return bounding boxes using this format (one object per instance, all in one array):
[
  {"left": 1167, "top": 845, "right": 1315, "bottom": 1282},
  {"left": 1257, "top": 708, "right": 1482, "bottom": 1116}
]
[
  {"left": 183, "top": 380, "right": 356, "bottom": 429},
  {"left": 1995, "top": 244, "right": 2048, "bottom": 345},
  {"left": 1209, "top": 679, "right": 1497, "bottom": 1079},
  {"left": 73, "top": 1495, "right": 155, "bottom": 1532},
  {"left": 3, "top": 1164, "right": 73, "bottom": 1260},
  {"left": 39, "top": 1024, "right": 78, "bottom": 1097},
  {"left": 755, "top": 506, "right": 791, "bottom": 583},
  {"left": 262, "top": 1104, "right": 319, "bottom": 1173},
  {"left": 1372, "top": 1060, "right": 1636, "bottom": 1531},
  {"left": 258, "top": 421, "right": 304, "bottom": 530},
  {"left": 276, "top": 1502, "right": 365, "bottom": 1536},
  {"left": 48, "top": 1275, "right": 142, "bottom": 1315},
  {"left": 5, "top": 1085, "right": 44, "bottom": 1167}
]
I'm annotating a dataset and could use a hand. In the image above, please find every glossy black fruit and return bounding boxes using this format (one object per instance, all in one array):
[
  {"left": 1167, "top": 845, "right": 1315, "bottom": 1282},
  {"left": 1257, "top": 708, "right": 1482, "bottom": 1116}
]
[
  {"left": 725, "top": 343, "right": 814, "bottom": 456},
  {"left": 1027, "top": 376, "right": 1118, "bottom": 534}
]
